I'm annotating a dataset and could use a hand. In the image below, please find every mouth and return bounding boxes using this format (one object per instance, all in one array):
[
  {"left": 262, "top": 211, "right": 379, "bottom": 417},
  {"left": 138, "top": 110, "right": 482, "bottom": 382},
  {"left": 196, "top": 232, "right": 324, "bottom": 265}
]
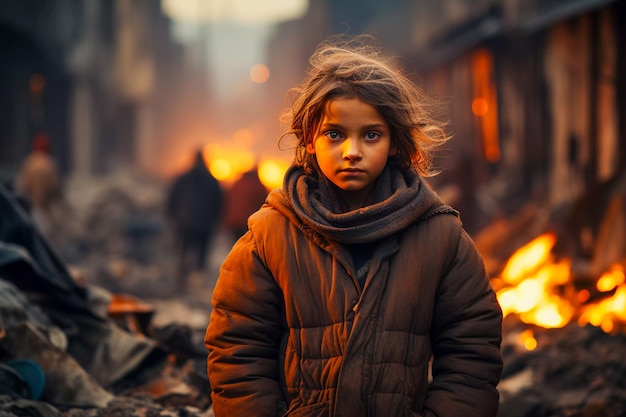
[{"left": 338, "top": 168, "right": 367, "bottom": 179}]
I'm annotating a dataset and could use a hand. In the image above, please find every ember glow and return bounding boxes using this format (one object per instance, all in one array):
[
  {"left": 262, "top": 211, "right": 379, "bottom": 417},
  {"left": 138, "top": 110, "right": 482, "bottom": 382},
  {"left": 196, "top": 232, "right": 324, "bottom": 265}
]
[
  {"left": 578, "top": 265, "right": 626, "bottom": 333},
  {"left": 258, "top": 159, "right": 290, "bottom": 189},
  {"left": 494, "top": 233, "right": 626, "bottom": 336},
  {"left": 520, "top": 329, "right": 537, "bottom": 351}
]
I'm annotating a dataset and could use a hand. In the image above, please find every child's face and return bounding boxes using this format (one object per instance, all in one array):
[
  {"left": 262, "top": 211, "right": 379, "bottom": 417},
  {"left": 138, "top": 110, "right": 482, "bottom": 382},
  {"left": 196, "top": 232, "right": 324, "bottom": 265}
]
[{"left": 307, "top": 97, "right": 394, "bottom": 210}]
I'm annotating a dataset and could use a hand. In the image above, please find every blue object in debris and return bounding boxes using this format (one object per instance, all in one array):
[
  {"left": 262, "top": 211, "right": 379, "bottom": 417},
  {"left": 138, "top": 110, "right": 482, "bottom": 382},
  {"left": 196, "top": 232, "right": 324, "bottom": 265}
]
[{"left": 8, "top": 359, "right": 45, "bottom": 400}]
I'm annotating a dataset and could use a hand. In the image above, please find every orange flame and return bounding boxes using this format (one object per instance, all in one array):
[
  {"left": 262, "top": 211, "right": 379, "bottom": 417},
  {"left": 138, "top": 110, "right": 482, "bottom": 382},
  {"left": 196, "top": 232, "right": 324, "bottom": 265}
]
[
  {"left": 495, "top": 233, "right": 626, "bottom": 335},
  {"left": 578, "top": 265, "right": 626, "bottom": 333},
  {"left": 500, "top": 233, "right": 557, "bottom": 285}
]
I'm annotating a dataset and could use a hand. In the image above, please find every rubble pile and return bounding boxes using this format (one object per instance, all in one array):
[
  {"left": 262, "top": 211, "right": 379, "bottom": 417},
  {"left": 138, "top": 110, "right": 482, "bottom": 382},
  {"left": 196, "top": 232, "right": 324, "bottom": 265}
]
[
  {"left": 0, "top": 173, "right": 215, "bottom": 417},
  {"left": 59, "top": 171, "right": 173, "bottom": 292},
  {"left": 499, "top": 321, "right": 626, "bottom": 417}
]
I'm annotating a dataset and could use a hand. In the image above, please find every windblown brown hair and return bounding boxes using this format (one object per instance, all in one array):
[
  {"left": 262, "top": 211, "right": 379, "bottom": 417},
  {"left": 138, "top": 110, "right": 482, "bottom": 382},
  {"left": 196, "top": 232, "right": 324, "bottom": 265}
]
[{"left": 280, "top": 34, "right": 450, "bottom": 176}]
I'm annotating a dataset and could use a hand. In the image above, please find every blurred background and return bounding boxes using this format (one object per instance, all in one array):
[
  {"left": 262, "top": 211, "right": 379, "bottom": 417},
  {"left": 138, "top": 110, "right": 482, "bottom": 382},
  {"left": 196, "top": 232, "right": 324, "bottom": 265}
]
[
  {"left": 1, "top": 1, "right": 626, "bottom": 415},
  {"left": 1, "top": 0, "right": 624, "bottom": 231}
]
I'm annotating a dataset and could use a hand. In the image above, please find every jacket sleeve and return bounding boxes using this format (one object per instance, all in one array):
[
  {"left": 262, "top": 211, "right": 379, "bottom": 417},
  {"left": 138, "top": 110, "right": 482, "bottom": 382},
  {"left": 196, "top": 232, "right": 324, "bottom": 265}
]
[
  {"left": 205, "top": 231, "right": 286, "bottom": 417},
  {"left": 423, "top": 228, "right": 503, "bottom": 417}
]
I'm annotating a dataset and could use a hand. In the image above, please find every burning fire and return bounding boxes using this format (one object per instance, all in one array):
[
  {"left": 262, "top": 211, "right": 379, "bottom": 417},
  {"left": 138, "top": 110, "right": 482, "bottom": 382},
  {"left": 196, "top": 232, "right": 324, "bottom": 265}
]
[
  {"left": 578, "top": 264, "right": 626, "bottom": 333},
  {"left": 201, "top": 143, "right": 290, "bottom": 190},
  {"left": 494, "top": 233, "right": 626, "bottom": 335},
  {"left": 163, "top": 128, "right": 292, "bottom": 190}
]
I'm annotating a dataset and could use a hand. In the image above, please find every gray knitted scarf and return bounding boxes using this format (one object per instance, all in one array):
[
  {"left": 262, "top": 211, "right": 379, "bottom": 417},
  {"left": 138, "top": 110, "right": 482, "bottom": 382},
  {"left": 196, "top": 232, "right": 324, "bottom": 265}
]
[{"left": 279, "top": 163, "right": 443, "bottom": 244}]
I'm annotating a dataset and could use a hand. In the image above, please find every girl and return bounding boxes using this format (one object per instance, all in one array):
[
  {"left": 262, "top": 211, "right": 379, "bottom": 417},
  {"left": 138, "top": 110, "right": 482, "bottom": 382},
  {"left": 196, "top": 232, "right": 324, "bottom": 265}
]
[{"left": 205, "top": 35, "right": 503, "bottom": 417}]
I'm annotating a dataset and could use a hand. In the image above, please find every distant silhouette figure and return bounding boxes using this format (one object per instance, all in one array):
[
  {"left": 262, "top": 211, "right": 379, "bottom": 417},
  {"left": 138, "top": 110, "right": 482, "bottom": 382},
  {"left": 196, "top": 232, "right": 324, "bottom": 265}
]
[
  {"left": 224, "top": 167, "right": 268, "bottom": 244},
  {"left": 16, "top": 132, "right": 64, "bottom": 237},
  {"left": 165, "top": 150, "right": 223, "bottom": 290}
]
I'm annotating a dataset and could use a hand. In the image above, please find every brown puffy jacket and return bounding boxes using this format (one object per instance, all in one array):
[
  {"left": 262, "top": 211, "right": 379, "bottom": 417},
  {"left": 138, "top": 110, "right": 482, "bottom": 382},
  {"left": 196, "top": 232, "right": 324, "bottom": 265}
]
[{"left": 206, "top": 183, "right": 502, "bottom": 417}]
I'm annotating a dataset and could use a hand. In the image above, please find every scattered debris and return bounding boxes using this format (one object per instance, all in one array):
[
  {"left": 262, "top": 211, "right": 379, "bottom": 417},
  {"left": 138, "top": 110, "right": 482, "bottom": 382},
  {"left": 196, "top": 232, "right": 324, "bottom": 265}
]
[{"left": 2, "top": 170, "right": 626, "bottom": 417}]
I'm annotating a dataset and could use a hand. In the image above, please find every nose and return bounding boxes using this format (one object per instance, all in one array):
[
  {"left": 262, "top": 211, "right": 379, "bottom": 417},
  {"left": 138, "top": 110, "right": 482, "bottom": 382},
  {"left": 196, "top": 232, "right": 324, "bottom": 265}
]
[{"left": 342, "top": 138, "right": 362, "bottom": 161}]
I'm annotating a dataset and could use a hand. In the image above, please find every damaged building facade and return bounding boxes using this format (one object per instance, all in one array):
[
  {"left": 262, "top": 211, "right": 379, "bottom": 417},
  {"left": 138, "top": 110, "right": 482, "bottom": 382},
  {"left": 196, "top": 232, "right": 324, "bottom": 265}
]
[
  {"left": 408, "top": 0, "right": 625, "bottom": 233},
  {"left": 0, "top": 0, "right": 204, "bottom": 182}
]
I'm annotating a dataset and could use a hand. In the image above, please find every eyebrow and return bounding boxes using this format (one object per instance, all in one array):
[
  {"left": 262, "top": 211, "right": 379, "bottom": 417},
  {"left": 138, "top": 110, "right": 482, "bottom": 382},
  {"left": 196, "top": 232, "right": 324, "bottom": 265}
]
[{"left": 320, "top": 122, "right": 387, "bottom": 130}]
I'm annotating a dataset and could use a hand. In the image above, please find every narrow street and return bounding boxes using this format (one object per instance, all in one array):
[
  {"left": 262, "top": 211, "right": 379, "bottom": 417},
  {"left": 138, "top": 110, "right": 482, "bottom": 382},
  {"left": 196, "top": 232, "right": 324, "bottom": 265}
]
[{"left": 1, "top": 1, "right": 626, "bottom": 416}]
